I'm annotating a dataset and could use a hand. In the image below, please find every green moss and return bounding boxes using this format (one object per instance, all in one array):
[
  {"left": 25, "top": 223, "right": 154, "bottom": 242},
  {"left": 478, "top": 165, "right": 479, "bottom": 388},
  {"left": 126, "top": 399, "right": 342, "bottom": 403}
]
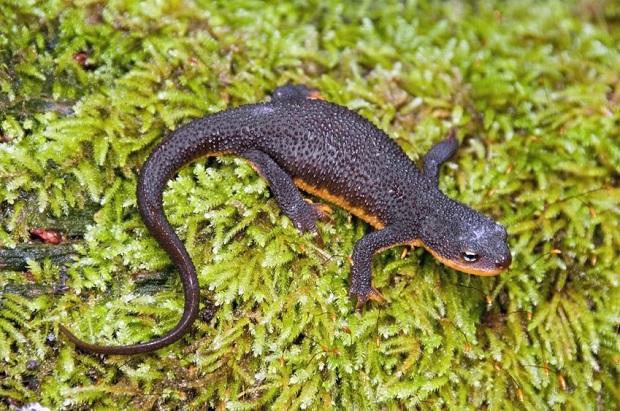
[{"left": 1, "top": 0, "right": 619, "bottom": 409}]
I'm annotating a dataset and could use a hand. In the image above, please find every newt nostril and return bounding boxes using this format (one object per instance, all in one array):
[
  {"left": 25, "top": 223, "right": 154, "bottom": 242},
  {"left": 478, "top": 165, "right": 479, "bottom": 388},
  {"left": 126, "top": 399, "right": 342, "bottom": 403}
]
[{"left": 495, "top": 252, "right": 512, "bottom": 269}]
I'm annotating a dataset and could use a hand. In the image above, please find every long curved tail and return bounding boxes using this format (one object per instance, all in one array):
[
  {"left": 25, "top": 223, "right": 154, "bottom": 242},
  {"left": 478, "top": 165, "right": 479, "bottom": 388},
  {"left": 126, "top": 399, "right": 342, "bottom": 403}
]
[
  {"left": 59, "top": 103, "right": 270, "bottom": 354},
  {"left": 58, "top": 114, "right": 240, "bottom": 354},
  {"left": 59, "top": 160, "right": 201, "bottom": 355}
]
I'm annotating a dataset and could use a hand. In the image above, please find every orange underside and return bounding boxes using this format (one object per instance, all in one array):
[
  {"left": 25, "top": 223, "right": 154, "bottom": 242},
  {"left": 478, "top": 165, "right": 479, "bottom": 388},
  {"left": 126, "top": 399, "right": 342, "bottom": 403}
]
[{"left": 293, "top": 178, "right": 385, "bottom": 229}]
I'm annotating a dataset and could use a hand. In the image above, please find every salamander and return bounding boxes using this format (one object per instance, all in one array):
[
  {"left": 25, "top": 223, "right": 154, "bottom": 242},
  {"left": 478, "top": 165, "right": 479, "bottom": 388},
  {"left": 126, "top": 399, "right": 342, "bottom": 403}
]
[{"left": 59, "top": 84, "right": 511, "bottom": 354}]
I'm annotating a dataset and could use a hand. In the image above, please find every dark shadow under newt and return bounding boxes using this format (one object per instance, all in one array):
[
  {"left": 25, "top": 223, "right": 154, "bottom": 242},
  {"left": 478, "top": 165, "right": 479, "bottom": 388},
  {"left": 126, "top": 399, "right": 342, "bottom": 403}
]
[{"left": 59, "top": 84, "right": 511, "bottom": 354}]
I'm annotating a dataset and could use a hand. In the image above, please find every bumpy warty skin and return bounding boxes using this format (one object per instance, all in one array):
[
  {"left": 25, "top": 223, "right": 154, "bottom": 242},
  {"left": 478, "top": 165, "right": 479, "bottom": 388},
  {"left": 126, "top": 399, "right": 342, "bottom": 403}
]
[
  {"left": 250, "top": 100, "right": 421, "bottom": 226},
  {"left": 142, "top": 94, "right": 510, "bottom": 313},
  {"left": 60, "top": 85, "right": 511, "bottom": 354}
]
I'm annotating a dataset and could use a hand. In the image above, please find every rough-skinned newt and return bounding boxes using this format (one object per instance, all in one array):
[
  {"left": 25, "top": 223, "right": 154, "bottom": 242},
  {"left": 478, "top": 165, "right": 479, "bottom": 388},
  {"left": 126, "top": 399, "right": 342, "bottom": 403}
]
[{"left": 59, "top": 84, "right": 511, "bottom": 354}]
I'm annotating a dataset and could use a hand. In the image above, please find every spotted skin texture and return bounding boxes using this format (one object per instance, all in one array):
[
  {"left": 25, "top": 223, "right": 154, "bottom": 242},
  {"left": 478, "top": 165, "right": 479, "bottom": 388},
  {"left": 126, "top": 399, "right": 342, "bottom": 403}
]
[{"left": 59, "top": 85, "right": 511, "bottom": 354}]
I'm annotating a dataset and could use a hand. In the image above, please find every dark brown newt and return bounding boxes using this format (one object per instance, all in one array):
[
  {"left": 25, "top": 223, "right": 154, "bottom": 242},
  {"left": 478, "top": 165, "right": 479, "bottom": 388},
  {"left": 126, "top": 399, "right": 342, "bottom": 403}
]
[{"left": 59, "top": 84, "right": 511, "bottom": 354}]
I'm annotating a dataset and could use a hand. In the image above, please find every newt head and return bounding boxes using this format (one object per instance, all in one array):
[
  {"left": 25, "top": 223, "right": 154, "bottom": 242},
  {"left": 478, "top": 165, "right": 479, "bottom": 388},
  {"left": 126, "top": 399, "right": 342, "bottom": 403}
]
[{"left": 418, "top": 196, "right": 511, "bottom": 276}]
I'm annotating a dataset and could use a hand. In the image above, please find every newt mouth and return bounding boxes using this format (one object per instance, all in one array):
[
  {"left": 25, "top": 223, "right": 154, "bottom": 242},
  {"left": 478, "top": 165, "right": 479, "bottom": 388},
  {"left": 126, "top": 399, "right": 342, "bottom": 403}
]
[{"left": 419, "top": 241, "right": 511, "bottom": 276}]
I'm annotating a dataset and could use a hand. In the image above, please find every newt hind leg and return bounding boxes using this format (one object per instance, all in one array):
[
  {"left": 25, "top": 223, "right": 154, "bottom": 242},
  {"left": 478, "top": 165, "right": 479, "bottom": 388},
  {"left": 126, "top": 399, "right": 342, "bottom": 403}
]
[
  {"left": 240, "top": 149, "right": 330, "bottom": 245},
  {"left": 271, "top": 84, "right": 323, "bottom": 101}
]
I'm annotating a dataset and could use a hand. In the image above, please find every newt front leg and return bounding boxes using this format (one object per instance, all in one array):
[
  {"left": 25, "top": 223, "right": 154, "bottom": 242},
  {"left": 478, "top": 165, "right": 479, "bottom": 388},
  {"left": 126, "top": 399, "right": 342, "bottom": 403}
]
[{"left": 348, "top": 227, "right": 415, "bottom": 309}]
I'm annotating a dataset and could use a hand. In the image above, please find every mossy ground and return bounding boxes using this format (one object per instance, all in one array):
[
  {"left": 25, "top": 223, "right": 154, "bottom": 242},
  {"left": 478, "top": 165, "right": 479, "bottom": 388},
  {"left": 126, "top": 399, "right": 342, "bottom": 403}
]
[{"left": 1, "top": 0, "right": 619, "bottom": 409}]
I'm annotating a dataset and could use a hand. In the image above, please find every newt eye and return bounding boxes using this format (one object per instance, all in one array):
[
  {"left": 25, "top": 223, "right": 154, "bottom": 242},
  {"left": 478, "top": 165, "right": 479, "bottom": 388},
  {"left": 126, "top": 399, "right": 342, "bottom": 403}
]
[{"left": 461, "top": 251, "right": 480, "bottom": 263}]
